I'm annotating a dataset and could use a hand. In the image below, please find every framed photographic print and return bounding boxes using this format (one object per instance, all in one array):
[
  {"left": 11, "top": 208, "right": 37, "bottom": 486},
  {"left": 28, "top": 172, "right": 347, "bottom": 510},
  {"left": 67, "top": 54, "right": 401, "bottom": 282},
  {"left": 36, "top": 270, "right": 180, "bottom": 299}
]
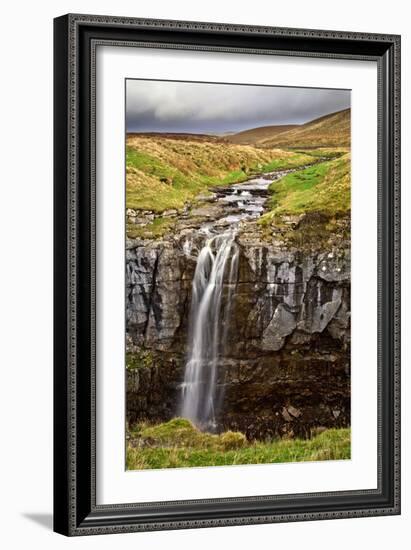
[{"left": 53, "top": 14, "right": 401, "bottom": 536}]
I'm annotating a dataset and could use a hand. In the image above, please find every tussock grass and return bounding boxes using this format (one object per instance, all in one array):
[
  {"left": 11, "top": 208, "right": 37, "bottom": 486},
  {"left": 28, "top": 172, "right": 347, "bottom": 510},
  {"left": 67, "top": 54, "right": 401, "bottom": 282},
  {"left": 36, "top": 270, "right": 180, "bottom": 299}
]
[
  {"left": 126, "top": 419, "right": 350, "bottom": 470},
  {"left": 129, "top": 418, "right": 246, "bottom": 451}
]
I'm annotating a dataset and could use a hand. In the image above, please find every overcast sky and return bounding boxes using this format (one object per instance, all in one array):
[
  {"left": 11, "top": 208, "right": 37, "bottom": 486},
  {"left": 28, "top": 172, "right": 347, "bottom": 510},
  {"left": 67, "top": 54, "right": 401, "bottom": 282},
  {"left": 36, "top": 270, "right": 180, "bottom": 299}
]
[{"left": 126, "top": 79, "right": 350, "bottom": 134}]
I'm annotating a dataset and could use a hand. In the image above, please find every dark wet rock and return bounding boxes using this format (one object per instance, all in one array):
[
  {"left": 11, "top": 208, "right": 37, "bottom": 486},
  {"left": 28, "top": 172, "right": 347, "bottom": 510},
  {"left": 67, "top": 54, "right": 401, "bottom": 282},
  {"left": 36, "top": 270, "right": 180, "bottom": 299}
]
[
  {"left": 281, "top": 407, "right": 293, "bottom": 422},
  {"left": 288, "top": 405, "right": 302, "bottom": 418}
]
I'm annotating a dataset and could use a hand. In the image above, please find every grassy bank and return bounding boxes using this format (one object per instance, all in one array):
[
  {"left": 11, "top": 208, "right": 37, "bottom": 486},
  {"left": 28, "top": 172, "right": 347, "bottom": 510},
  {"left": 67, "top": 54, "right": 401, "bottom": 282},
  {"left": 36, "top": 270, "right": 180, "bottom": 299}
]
[
  {"left": 126, "top": 217, "right": 175, "bottom": 240},
  {"left": 261, "top": 152, "right": 350, "bottom": 220},
  {"left": 126, "top": 418, "right": 350, "bottom": 470},
  {"left": 126, "top": 135, "right": 315, "bottom": 213}
]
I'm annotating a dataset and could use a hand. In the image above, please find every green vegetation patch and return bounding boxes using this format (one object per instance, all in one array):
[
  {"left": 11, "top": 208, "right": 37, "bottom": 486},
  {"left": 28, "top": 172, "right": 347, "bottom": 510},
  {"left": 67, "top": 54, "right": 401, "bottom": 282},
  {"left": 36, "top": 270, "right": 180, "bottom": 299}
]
[
  {"left": 260, "top": 152, "right": 315, "bottom": 172},
  {"left": 131, "top": 418, "right": 246, "bottom": 451},
  {"left": 261, "top": 153, "right": 350, "bottom": 220},
  {"left": 126, "top": 217, "right": 174, "bottom": 240},
  {"left": 126, "top": 148, "right": 250, "bottom": 213},
  {"left": 126, "top": 420, "right": 350, "bottom": 469},
  {"left": 126, "top": 350, "right": 154, "bottom": 371},
  {"left": 274, "top": 212, "right": 350, "bottom": 251}
]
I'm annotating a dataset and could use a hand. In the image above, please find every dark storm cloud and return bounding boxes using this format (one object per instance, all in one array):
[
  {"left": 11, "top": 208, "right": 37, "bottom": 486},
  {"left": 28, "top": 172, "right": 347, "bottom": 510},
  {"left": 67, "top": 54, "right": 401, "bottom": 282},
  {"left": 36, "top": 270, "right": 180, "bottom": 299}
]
[{"left": 126, "top": 79, "right": 350, "bottom": 134}]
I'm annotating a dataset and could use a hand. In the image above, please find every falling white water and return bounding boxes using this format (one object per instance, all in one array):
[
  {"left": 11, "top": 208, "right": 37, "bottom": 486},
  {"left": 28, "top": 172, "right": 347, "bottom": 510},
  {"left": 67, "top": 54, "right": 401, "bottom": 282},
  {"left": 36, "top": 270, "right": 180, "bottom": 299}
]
[{"left": 180, "top": 230, "right": 239, "bottom": 430}]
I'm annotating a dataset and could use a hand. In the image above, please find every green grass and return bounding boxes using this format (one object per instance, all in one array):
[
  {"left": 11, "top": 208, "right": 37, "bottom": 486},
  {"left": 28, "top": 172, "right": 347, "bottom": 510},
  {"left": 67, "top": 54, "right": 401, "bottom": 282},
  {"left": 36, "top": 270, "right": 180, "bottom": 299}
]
[
  {"left": 126, "top": 140, "right": 315, "bottom": 214},
  {"left": 126, "top": 148, "right": 251, "bottom": 213},
  {"left": 126, "top": 418, "right": 351, "bottom": 470},
  {"left": 261, "top": 153, "right": 350, "bottom": 220},
  {"left": 267, "top": 162, "right": 329, "bottom": 211},
  {"left": 126, "top": 217, "right": 175, "bottom": 239},
  {"left": 128, "top": 418, "right": 247, "bottom": 450},
  {"left": 259, "top": 153, "right": 315, "bottom": 172}
]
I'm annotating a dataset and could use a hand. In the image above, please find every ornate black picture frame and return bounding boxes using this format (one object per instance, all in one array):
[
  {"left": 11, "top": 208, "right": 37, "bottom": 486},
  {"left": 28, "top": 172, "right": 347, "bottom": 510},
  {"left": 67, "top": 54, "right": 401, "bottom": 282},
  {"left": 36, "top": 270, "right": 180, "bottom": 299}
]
[{"left": 53, "top": 13, "right": 401, "bottom": 536}]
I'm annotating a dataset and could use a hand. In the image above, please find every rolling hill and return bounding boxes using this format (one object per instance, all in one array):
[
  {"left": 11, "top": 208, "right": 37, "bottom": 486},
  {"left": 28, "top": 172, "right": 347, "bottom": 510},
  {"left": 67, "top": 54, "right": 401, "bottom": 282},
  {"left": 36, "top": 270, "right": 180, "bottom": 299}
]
[
  {"left": 226, "top": 124, "right": 298, "bottom": 145},
  {"left": 228, "top": 108, "right": 350, "bottom": 148},
  {"left": 260, "top": 108, "right": 350, "bottom": 148}
]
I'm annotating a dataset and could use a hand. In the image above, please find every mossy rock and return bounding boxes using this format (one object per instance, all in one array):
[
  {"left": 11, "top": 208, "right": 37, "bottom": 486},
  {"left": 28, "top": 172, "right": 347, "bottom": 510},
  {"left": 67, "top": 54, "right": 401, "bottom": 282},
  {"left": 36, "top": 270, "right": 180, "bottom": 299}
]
[
  {"left": 219, "top": 431, "right": 247, "bottom": 450},
  {"left": 136, "top": 418, "right": 248, "bottom": 451},
  {"left": 139, "top": 418, "right": 214, "bottom": 448}
]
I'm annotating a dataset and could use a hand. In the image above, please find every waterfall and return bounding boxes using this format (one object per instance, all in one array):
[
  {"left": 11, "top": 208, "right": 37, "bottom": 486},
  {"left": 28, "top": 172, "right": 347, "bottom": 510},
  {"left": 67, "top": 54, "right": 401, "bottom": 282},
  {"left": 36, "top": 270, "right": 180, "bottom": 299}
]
[{"left": 180, "top": 230, "right": 239, "bottom": 430}]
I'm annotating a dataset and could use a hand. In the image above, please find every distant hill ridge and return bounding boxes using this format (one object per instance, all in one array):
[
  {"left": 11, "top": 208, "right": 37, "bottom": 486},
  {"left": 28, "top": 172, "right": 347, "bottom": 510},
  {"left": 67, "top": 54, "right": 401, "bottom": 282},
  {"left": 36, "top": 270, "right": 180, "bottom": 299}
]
[
  {"left": 225, "top": 124, "right": 298, "bottom": 145},
  {"left": 229, "top": 108, "right": 351, "bottom": 148},
  {"left": 127, "top": 132, "right": 226, "bottom": 143},
  {"left": 127, "top": 108, "right": 350, "bottom": 148}
]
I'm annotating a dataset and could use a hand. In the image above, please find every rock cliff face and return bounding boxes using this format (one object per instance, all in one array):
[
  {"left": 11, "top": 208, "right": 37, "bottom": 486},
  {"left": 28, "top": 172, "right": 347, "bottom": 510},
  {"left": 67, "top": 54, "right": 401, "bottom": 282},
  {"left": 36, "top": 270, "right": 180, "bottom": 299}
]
[{"left": 126, "top": 220, "right": 350, "bottom": 439}]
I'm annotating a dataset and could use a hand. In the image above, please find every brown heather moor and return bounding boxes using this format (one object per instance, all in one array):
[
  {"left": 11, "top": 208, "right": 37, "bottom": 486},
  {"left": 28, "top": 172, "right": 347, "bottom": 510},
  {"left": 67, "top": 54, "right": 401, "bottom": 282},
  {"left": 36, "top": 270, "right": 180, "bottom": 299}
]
[{"left": 254, "top": 108, "right": 350, "bottom": 148}]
